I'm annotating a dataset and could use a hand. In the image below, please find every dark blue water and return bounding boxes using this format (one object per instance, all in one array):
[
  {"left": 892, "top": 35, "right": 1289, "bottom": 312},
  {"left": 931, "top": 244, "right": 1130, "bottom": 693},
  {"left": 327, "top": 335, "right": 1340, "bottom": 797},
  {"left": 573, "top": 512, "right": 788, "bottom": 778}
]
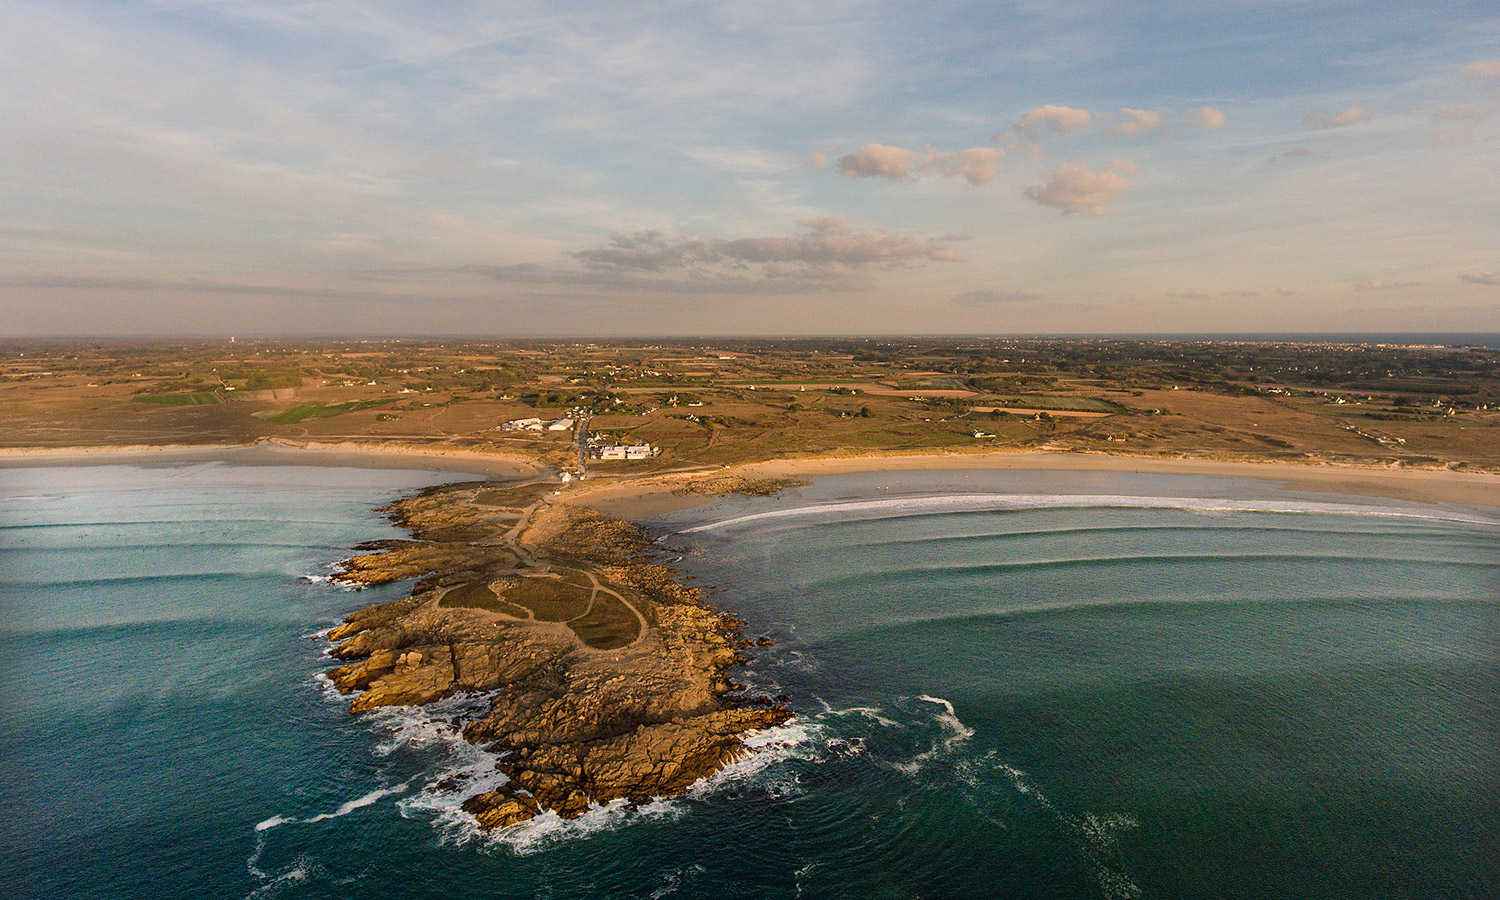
[{"left": 2, "top": 464, "right": 1496, "bottom": 899}]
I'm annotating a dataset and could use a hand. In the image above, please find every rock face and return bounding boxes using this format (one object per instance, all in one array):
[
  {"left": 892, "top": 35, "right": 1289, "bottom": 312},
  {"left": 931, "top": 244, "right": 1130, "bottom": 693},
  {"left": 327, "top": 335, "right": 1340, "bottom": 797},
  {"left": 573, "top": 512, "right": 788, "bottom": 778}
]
[{"left": 324, "top": 480, "right": 791, "bottom": 828}]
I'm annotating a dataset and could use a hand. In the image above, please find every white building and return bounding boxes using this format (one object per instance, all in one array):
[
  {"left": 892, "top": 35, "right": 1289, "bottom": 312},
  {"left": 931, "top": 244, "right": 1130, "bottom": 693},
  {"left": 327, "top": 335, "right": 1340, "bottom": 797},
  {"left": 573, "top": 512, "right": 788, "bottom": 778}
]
[
  {"left": 598, "top": 443, "right": 654, "bottom": 460},
  {"left": 547, "top": 418, "right": 574, "bottom": 431},
  {"left": 499, "top": 417, "right": 544, "bottom": 431}
]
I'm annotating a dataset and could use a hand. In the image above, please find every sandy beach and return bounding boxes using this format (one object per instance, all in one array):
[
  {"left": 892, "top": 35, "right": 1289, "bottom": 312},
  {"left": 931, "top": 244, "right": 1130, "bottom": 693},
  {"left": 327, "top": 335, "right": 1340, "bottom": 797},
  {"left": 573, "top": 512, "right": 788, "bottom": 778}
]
[
  {"left": 0, "top": 439, "right": 548, "bottom": 480},
  {"left": 5, "top": 440, "right": 1498, "bottom": 514},
  {"left": 574, "top": 451, "right": 1500, "bottom": 519}
]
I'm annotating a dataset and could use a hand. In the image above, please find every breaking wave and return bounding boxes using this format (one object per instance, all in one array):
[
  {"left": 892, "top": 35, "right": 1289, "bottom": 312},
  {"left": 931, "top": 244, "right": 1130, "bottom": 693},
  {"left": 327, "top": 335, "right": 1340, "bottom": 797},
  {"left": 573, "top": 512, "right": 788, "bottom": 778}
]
[
  {"left": 676, "top": 492, "right": 1499, "bottom": 534},
  {"left": 893, "top": 694, "right": 974, "bottom": 774}
]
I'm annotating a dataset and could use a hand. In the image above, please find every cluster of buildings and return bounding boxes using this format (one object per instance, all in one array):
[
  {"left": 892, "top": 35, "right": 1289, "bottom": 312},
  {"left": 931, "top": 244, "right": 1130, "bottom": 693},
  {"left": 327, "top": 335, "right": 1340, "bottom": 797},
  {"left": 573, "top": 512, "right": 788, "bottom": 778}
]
[
  {"left": 496, "top": 416, "right": 574, "bottom": 432},
  {"left": 595, "top": 443, "right": 656, "bottom": 460},
  {"left": 496, "top": 407, "right": 587, "bottom": 433},
  {"left": 584, "top": 432, "right": 656, "bottom": 460}
]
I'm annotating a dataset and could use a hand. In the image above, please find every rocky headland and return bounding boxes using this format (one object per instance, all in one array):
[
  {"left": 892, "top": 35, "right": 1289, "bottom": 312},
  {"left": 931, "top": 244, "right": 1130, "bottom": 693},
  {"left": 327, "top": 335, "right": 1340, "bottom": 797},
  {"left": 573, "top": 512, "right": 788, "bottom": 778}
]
[{"left": 324, "top": 479, "right": 791, "bottom": 829}]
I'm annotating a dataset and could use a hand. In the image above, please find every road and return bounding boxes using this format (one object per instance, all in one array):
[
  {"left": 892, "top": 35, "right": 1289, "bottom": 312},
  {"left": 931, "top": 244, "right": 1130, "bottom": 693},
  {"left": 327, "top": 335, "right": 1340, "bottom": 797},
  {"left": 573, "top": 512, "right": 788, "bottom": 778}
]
[{"left": 574, "top": 413, "right": 591, "bottom": 476}]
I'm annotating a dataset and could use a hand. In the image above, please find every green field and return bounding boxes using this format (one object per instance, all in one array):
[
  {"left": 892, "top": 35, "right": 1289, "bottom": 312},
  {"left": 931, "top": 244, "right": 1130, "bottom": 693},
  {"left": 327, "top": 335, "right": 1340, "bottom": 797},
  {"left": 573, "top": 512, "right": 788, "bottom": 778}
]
[
  {"left": 133, "top": 392, "right": 222, "bottom": 405},
  {"left": 982, "top": 395, "right": 1127, "bottom": 413},
  {"left": 894, "top": 377, "right": 966, "bottom": 390},
  {"left": 266, "top": 399, "right": 395, "bottom": 424}
]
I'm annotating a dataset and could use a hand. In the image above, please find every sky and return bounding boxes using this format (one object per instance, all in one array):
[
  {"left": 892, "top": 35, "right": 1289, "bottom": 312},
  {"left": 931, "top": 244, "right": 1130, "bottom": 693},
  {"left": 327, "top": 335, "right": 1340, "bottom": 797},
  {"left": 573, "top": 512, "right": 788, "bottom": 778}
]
[{"left": 2, "top": 0, "right": 1498, "bottom": 337}]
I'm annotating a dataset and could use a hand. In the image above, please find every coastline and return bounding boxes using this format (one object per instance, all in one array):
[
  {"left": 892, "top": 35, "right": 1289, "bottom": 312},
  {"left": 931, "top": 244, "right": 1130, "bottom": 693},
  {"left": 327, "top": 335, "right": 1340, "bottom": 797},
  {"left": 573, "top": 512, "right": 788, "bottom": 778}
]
[
  {"left": 10, "top": 440, "right": 1496, "bottom": 837},
  {"left": 5, "top": 439, "right": 1499, "bottom": 511},
  {"left": 571, "top": 450, "right": 1500, "bottom": 519},
  {"left": 0, "top": 438, "right": 549, "bottom": 480},
  {"left": 321, "top": 479, "right": 791, "bottom": 829}
]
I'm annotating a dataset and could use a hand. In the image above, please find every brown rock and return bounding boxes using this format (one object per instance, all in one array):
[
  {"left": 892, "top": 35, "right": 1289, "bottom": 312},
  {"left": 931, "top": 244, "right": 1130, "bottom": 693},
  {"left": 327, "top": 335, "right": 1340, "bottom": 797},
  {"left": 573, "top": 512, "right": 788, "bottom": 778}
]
[{"left": 324, "top": 481, "right": 792, "bottom": 828}]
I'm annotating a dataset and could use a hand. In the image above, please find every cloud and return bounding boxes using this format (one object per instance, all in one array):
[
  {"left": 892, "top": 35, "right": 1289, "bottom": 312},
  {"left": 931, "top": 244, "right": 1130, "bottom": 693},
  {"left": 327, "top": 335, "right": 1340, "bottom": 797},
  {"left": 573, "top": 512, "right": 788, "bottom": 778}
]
[
  {"left": 835, "top": 143, "right": 916, "bottom": 180},
  {"left": 835, "top": 143, "right": 1003, "bottom": 184},
  {"left": 1462, "top": 59, "right": 1500, "bottom": 86},
  {"left": 1003, "top": 105, "right": 1225, "bottom": 152},
  {"left": 1458, "top": 272, "right": 1500, "bottom": 285},
  {"left": 1109, "top": 108, "right": 1164, "bottom": 137},
  {"left": 1304, "top": 104, "right": 1370, "bottom": 129},
  {"left": 1185, "top": 106, "right": 1228, "bottom": 130},
  {"left": 405, "top": 218, "right": 966, "bottom": 298},
  {"left": 0, "top": 274, "right": 475, "bottom": 305},
  {"left": 1166, "top": 292, "right": 1211, "bottom": 301},
  {"left": 1013, "top": 105, "right": 1092, "bottom": 136},
  {"left": 806, "top": 151, "right": 827, "bottom": 168},
  {"left": 1353, "top": 279, "right": 1421, "bottom": 291},
  {"left": 1023, "top": 160, "right": 1135, "bottom": 216},
  {"left": 1432, "top": 104, "right": 1496, "bottom": 122},
  {"left": 950, "top": 289, "right": 1043, "bottom": 306},
  {"left": 1269, "top": 147, "right": 1314, "bottom": 163},
  {"left": 926, "top": 147, "right": 1004, "bottom": 184},
  {"left": 679, "top": 145, "right": 795, "bottom": 176},
  {"left": 572, "top": 217, "right": 963, "bottom": 273}
]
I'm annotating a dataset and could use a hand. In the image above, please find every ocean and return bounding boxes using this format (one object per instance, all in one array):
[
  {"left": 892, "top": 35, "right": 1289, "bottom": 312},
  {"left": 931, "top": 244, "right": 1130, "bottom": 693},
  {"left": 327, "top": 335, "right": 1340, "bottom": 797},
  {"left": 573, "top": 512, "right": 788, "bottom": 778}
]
[{"left": 1, "top": 463, "right": 1496, "bottom": 899}]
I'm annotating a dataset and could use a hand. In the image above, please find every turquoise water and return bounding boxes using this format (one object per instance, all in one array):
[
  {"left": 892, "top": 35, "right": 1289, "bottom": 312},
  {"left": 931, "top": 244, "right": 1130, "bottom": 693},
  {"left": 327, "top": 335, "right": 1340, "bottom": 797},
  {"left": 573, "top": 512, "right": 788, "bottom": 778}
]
[{"left": 1, "top": 465, "right": 1496, "bottom": 899}]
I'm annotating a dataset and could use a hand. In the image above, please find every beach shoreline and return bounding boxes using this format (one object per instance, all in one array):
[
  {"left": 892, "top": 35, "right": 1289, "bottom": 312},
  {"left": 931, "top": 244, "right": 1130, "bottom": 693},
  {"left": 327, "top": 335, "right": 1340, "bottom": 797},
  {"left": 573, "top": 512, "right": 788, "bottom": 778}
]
[
  {"left": 0, "top": 438, "right": 549, "bottom": 480},
  {"left": 4, "top": 440, "right": 1498, "bottom": 512},
  {"left": 572, "top": 450, "right": 1500, "bottom": 518}
]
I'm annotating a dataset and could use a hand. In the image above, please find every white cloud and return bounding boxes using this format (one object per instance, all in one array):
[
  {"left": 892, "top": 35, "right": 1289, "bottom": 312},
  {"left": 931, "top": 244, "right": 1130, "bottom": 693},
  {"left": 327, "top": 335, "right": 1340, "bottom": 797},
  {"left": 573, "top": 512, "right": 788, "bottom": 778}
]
[
  {"left": 951, "top": 289, "right": 1043, "bottom": 306},
  {"left": 1432, "top": 104, "right": 1496, "bottom": 122},
  {"left": 1014, "top": 105, "right": 1092, "bottom": 136},
  {"left": 571, "top": 217, "right": 964, "bottom": 274},
  {"left": 1110, "top": 108, "right": 1164, "bottom": 137},
  {"left": 835, "top": 144, "right": 1003, "bottom": 184},
  {"left": 1461, "top": 59, "right": 1500, "bottom": 86},
  {"left": 679, "top": 145, "right": 796, "bottom": 176},
  {"left": 1185, "top": 106, "right": 1228, "bottom": 130},
  {"left": 926, "top": 147, "right": 1004, "bottom": 184},
  {"left": 1024, "top": 160, "right": 1135, "bottom": 216},
  {"left": 1458, "top": 272, "right": 1500, "bottom": 285},
  {"left": 835, "top": 144, "right": 916, "bottom": 180},
  {"left": 1352, "top": 279, "right": 1421, "bottom": 291},
  {"left": 1304, "top": 104, "right": 1370, "bottom": 129}
]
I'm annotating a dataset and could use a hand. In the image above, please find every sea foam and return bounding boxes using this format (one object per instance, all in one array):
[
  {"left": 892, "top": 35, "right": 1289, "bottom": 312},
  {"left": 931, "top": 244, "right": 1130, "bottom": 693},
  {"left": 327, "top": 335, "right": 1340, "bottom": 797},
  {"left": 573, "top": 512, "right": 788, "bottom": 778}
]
[{"left": 676, "top": 492, "right": 1499, "bottom": 535}]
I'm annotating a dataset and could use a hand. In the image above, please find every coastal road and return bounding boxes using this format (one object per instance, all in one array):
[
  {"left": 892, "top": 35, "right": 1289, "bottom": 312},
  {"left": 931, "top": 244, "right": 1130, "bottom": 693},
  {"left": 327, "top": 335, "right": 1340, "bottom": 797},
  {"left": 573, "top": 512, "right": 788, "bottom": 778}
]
[{"left": 575, "top": 413, "right": 591, "bottom": 476}]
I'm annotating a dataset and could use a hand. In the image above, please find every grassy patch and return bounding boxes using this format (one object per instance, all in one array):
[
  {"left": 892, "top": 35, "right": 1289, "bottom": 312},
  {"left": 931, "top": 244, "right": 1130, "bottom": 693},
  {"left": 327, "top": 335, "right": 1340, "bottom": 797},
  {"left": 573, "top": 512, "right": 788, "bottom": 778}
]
[
  {"left": 568, "top": 593, "right": 640, "bottom": 650},
  {"left": 438, "top": 582, "right": 527, "bottom": 617},
  {"left": 894, "top": 377, "right": 966, "bottom": 390},
  {"left": 500, "top": 571, "right": 593, "bottom": 621},
  {"left": 473, "top": 483, "right": 553, "bottom": 508},
  {"left": 981, "top": 395, "right": 1126, "bottom": 413},
  {"left": 133, "top": 392, "right": 222, "bottom": 405},
  {"left": 266, "top": 399, "right": 395, "bottom": 424}
]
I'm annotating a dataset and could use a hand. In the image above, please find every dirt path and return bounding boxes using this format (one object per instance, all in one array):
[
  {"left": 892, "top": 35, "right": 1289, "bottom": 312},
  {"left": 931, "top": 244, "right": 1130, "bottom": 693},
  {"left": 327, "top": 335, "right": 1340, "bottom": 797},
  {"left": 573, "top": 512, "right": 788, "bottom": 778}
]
[{"left": 581, "top": 570, "right": 648, "bottom": 645}]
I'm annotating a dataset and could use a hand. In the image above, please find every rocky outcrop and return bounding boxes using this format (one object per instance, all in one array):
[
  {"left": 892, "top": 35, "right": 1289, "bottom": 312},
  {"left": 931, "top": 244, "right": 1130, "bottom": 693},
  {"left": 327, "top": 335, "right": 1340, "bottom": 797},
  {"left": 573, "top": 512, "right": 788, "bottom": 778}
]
[{"left": 324, "top": 480, "right": 791, "bottom": 828}]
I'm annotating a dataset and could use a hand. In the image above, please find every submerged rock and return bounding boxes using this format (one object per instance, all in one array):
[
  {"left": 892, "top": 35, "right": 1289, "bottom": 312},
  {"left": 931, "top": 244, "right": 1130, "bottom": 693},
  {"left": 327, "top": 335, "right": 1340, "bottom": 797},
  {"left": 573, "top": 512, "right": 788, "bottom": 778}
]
[{"left": 324, "top": 480, "right": 791, "bottom": 828}]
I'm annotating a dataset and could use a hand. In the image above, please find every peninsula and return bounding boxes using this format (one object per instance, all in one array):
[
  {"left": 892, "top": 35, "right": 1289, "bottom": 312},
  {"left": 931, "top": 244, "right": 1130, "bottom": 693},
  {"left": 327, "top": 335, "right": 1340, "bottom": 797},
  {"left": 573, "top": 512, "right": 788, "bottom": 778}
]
[{"left": 323, "top": 477, "right": 793, "bottom": 827}]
